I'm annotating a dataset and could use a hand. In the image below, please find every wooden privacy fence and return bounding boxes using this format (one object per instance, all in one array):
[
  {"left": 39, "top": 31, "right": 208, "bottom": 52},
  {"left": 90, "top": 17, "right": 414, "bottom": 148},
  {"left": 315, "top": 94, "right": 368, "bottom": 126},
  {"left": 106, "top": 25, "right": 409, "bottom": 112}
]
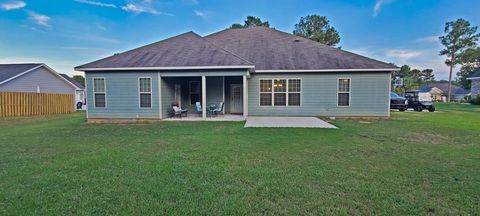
[{"left": 0, "top": 92, "right": 74, "bottom": 117}]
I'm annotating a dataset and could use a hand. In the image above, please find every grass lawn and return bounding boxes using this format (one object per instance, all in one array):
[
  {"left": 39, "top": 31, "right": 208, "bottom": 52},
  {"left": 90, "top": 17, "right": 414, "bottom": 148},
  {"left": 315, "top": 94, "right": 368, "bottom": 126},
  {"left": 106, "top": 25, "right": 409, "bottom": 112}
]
[{"left": 0, "top": 103, "right": 479, "bottom": 215}]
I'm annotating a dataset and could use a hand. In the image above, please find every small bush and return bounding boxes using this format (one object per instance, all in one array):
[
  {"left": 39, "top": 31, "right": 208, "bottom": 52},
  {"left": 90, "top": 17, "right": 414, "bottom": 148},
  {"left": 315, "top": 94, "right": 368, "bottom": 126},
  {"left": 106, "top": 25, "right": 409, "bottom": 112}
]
[{"left": 470, "top": 95, "right": 480, "bottom": 105}]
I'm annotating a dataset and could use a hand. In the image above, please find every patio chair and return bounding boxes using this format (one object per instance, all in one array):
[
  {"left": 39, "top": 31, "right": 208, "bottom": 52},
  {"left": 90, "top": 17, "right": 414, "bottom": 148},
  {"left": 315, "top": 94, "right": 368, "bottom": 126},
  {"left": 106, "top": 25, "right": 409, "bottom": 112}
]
[
  {"left": 211, "top": 102, "right": 224, "bottom": 116},
  {"left": 195, "top": 102, "right": 202, "bottom": 113},
  {"left": 172, "top": 106, "right": 188, "bottom": 118}
]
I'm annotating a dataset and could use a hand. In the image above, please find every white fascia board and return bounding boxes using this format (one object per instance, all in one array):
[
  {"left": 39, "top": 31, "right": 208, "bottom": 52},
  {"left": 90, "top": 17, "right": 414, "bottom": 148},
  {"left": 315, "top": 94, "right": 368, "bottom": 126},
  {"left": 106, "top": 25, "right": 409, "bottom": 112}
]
[
  {"left": 254, "top": 68, "right": 400, "bottom": 73},
  {"left": 76, "top": 65, "right": 255, "bottom": 71},
  {"left": 41, "top": 64, "right": 82, "bottom": 90},
  {"left": 0, "top": 64, "right": 43, "bottom": 85}
]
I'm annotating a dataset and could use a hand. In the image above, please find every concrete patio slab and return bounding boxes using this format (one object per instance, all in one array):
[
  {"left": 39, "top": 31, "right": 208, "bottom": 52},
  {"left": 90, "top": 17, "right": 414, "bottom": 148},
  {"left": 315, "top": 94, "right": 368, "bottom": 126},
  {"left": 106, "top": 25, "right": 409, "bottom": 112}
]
[{"left": 244, "top": 117, "right": 337, "bottom": 128}]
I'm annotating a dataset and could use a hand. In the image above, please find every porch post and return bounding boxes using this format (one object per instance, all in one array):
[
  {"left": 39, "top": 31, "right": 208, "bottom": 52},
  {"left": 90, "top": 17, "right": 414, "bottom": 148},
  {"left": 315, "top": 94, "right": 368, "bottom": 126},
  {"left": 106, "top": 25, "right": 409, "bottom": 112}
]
[
  {"left": 243, "top": 75, "right": 248, "bottom": 119},
  {"left": 202, "top": 76, "right": 207, "bottom": 119}
]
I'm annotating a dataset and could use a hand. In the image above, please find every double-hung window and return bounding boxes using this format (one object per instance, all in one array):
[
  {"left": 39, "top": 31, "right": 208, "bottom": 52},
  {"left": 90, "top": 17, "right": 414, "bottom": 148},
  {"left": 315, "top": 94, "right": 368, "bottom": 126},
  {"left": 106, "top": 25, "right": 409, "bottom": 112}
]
[
  {"left": 259, "top": 79, "right": 301, "bottom": 106},
  {"left": 338, "top": 78, "right": 351, "bottom": 106},
  {"left": 93, "top": 78, "right": 106, "bottom": 108},
  {"left": 189, "top": 81, "right": 200, "bottom": 105},
  {"left": 139, "top": 77, "right": 152, "bottom": 108}
]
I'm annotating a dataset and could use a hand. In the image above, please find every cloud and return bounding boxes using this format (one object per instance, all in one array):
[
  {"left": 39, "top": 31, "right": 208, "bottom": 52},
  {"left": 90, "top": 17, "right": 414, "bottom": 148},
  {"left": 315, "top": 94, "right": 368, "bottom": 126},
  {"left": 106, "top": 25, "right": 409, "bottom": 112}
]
[
  {"left": 121, "top": 3, "right": 172, "bottom": 15},
  {"left": 415, "top": 35, "right": 440, "bottom": 43},
  {"left": 95, "top": 22, "right": 106, "bottom": 30},
  {"left": 73, "top": 0, "right": 117, "bottom": 8},
  {"left": 194, "top": 10, "right": 205, "bottom": 18},
  {"left": 27, "top": 11, "right": 51, "bottom": 27},
  {"left": 385, "top": 49, "right": 422, "bottom": 61},
  {"left": 373, "top": 0, "right": 394, "bottom": 17},
  {"left": 1, "top": 0, "right": 26, "bottom": 10}
]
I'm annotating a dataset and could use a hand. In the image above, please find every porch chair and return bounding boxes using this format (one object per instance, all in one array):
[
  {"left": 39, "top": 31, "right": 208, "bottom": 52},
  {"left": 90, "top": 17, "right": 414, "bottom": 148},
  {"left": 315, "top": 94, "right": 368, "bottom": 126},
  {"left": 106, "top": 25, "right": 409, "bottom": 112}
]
[
  {"left": 172, "top": 106, "right": 188, "bottom": 118},
  {"left": 211, "top": 102, "right": 224, "bottom": 117}
]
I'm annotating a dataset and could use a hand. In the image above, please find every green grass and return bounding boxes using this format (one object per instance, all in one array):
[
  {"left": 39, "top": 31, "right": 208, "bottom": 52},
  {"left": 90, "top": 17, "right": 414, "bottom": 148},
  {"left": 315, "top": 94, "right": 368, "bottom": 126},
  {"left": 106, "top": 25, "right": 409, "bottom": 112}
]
[{"left": 0, "top": 103, "right": 479, "bottom": 215}]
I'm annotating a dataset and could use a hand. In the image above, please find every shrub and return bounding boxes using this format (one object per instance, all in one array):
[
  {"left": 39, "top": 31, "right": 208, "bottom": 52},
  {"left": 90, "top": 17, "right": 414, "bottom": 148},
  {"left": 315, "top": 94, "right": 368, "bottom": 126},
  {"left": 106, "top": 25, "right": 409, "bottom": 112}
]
[{"left": 470, "top": 95, "right": 480, "bottom": 105}]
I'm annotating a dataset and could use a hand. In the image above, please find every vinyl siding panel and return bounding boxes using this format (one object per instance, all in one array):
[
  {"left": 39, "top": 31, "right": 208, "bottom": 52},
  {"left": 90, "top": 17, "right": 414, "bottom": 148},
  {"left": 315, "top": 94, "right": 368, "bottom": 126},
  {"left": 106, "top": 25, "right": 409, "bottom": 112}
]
[
  {"left": 248, "top": 72, "right": 391, "bottom": 117},
  {"left": 0, "top": 67, "right": 76, "bottom": 94},
  {"left": 85, "top": 72, "right": 160, "bottom": 118}
]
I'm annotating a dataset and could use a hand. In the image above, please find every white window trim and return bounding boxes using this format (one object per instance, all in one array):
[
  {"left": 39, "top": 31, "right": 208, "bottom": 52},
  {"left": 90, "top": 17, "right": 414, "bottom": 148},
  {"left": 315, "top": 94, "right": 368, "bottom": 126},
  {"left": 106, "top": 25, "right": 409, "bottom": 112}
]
[
  {"left": 189, "top": 80, "right": 201, "bottom": 105},
  {"left": 259, "top": 78, "right": 302, "bottom": 107},
  {"left": 337, "top": 77, "right": 351, "bottom": 107},
  {"left": 138, "top": 77, "right": 152, "bottom": 109},
  {"left": 92, "top": 77, "right": 106, "bottom": 108}
]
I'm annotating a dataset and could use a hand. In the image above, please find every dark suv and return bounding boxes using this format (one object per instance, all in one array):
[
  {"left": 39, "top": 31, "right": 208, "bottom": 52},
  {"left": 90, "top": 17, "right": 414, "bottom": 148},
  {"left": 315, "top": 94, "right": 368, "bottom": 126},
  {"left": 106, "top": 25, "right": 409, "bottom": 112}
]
[{"left": 390, "top": 92, "right": 407, "bottom": 111}]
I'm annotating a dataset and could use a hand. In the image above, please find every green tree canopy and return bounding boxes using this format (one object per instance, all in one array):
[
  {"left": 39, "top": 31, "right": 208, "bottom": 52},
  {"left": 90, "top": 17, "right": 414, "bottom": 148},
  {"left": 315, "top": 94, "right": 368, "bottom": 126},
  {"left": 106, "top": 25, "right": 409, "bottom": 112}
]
[
  {"left": 229, "top": 16, "right": 270, "bottom": 29},
  {"left": 439, "top": 18, "right": 479, "bottom": 101},
  {"left": 73, "top": 75, "right": 85, "bottom": 87},
  {"left": 458, "top": 47, "right": 480, "bottom": 89},
  {"left": 293, "top": 15, "right": 340, "bottom": 46},
  {"left": 392, "top": 65, "right": 435, "bottom": 94}
]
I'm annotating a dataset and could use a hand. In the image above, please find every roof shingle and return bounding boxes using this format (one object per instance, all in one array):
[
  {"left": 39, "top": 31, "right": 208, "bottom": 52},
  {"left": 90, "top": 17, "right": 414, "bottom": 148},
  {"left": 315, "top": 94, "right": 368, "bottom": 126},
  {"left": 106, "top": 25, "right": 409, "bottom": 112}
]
[
  {"left": 76, "top": 32, "right": 253, "bottom": 70},
  {"left": 76, "top": 27, "right": 398, "bottom": 71},
  {"left": 0, "top": 63, "right": 42, "bottom": 84}
]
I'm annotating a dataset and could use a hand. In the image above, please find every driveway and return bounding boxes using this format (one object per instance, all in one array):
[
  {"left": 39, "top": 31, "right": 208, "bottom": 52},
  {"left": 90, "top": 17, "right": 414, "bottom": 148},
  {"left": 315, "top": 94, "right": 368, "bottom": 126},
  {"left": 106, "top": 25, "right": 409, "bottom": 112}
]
[{"left": 245, "top": 117, "right": 337, "bottom": 128}]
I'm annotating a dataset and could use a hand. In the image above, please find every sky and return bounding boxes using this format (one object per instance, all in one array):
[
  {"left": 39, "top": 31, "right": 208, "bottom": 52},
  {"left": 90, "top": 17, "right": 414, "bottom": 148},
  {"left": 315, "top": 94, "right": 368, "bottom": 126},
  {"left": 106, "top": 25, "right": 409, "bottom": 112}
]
[{"left": 0, "top": 0, "right": 479, "bottom": 80}]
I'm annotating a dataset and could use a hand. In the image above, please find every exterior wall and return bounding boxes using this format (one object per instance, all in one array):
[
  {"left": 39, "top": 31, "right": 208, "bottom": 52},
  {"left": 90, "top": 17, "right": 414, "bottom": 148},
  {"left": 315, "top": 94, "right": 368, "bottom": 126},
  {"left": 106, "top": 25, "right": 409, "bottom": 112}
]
[
  {"left": 85, "top": 72, "right": 160, "bottom": 119},
  {"left": 0, "top": 67, "right": 76, "bottom": 94},
  {"left": 248, "top": 72, "right": 391, "bottom": 117},
  {"left": 471, "top": 79, "right": 480, "bottom": 98}
]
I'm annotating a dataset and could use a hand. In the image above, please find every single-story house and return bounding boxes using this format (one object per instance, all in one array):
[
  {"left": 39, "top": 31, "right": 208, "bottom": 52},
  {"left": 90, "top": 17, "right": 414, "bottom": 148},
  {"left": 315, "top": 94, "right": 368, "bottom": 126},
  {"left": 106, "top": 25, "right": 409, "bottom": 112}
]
[
  {"left": 467, "top": 71, "right": 480, "bottom": 98},
  {"left": 75, "top": 27, "right": 399, "bottom": 121},
  {"left": 420, "top": 82, "right": 470, "bottom": 102},
  {"left": 59, "top": 73, "right": 85, "bottom": 107},
  {"left": 0, "top": 63, "right": 79, "bottom": 95}
]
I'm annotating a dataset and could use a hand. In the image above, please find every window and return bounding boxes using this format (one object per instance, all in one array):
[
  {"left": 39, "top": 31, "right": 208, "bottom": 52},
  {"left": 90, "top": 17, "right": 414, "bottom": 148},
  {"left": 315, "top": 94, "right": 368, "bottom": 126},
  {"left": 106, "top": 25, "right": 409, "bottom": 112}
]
[
  {"left": 139, "top": 77, "right": 152, "bottom": 108},
  {"left": 259, "top": 80, "right": 272, "bottom": 106},
  {"left": 288, "top": 79, "right": 301, "bottom": 106},
  {"left": 259, "top": 79, "right": 301, "bottom": 106},
  {"left": 338, "top": 78, "right": 350, "bottom": 106},
  {"left": 93, "top": 78, "right": 106, "bottom": 108},
  {"left": 189, "top": 81, "right": 200, "bottom": 105}
]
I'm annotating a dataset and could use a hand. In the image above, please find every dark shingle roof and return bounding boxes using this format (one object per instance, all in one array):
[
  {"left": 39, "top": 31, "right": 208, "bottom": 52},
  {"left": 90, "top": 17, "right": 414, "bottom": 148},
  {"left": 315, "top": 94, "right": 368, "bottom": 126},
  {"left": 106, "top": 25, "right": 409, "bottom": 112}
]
[
  {"left": 469, "top": 71, "right": 480, "bottom": 79},
  {"left": 76, "top": 27, "right": 398, "bottom": 71},
  {"left": 0, "top": 63, "right": 42, "bottom": 83},
  {"left": 75, "top": 32, "right": 253, "bottom": 69},
  {"left": 59, "top": 74, "right": 84, "bottom": 89},
  {"left": 205, "top": 27, "right": 397, "bottom": 70},
  {"left": 420, "top": 82, "right": 470, "bottom": 95}
]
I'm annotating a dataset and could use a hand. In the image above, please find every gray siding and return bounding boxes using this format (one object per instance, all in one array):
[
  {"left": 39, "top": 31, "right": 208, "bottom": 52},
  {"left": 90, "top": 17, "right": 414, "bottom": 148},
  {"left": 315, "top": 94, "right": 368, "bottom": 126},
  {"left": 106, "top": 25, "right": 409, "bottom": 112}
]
[
  {"left": 248, "top": 72, "right": 391, "bottom": 117},
  {"left": 85, "top": 72, "right": 160, "bottom": 119},
  {"left": 0, "top": 67, "right": 75, "bottom": 94},
  {"left": 472, "top": 79, "right": 480, "bottom": 98}
]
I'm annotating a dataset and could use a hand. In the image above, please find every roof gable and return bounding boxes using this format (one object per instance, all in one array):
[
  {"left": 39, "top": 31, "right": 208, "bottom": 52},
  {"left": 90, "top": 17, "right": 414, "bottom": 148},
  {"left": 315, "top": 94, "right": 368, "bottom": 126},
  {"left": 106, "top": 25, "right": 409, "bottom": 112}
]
[
  {"left": 76, "top": 32, "right": 253, "bottom": 70},
  {"left": 59, "top": 74, "right": 84, "bottom": 89},
  {"left": 0, "top": 63, "right": 42, "bottom": 84}
]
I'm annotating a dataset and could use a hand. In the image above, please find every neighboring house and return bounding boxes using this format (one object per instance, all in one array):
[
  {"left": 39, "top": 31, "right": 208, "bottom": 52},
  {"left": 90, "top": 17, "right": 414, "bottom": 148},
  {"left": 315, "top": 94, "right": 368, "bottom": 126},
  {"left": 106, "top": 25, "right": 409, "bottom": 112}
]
[
  {"left": 59, "top": 74, "right": 85, "bottom": 106},
  {"left": 0, "top": 63, "right": 78, "bottom": 95},
  {"left": 467, "top": 71, "right": 480, "bottom": 98},
  {"left": 420, "top": 82, "right": 470, "bottom": 102},
  {"left": 75, "top": 27, "right": 399, "bottom": 120}
]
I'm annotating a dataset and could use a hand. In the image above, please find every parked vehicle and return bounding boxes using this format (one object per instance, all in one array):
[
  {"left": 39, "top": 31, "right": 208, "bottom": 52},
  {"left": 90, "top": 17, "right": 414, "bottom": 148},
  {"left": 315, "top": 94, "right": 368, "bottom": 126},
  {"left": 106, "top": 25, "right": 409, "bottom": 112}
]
[
  {"left": 390, "top": 92, "right": 407, "bottom": 111},
  {"left": 404, "top": 90, "right": 435, "bottom": 112}
]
